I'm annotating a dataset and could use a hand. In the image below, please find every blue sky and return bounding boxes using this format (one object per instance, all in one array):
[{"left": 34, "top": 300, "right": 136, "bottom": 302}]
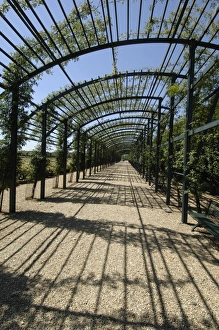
[
  {"left": 1, "top": 0, "right": 217, "bottom": 150},
  {"left": 1, "top": 0, "right": 172, "bottom": 150},
  {"left": 0, "top": 0, "right": 189, "bottom": 150},
  {"left": 32, "top": 43, "right": 169, "bottom": 104},
  {"left": 0, "top": 0, "right": 176, "bottom": 102}
]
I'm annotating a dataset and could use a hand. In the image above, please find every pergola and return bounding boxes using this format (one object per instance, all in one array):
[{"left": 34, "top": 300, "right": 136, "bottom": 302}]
[{"left": 0, "top": 0, "right": 219, "bottom": 220}]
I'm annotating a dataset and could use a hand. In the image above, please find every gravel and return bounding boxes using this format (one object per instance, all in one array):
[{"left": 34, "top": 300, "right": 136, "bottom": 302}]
[{"left": 0, "top": 161, "right": 219, "bottom": 329}]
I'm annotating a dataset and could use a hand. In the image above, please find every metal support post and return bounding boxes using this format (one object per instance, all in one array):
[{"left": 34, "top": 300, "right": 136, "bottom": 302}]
[
  {"left": 76, "top": 128, "right": 80, "bottom": 183},
  {"left": 89, "top": 138, "right": 92, "bottom": 176},
  {"left": 100, "top": 144, "right": 103, "bottom": 171},
  {"left": 155, "top": 99, "right": 162, "bottom": 193},
  {"left": 142, "top": 127, "right": 146, "bottom": 179},
  {"left": 103, "top": 144, "right": 106, "bottom": 169},
  {"left": 94, "top": 140, "right": 97, "bottom": 174},
  {"left": 182, "top": 41, "right": 196, "bottom": 223},
  {"left": 145, "top": 120, "right": 150, "bottom": 182},
  {"left": 63, "top": 119, "right": 67, "bottom": 189},
  {"left": 96, "top": 142, "right": 99, "bottom": 172},
  {"left": 166, "top": 75, "right": 176, "bottom": 205},
  {"left": 9, "top": 87, "right": 19, "bottom": 213},
  {"left": 148, "top": 115, "right": 154, "bottom": 186},
  {"left": 40, "top": 106, "right": 47, "bottom": 199},
  {"left": 82, "top": 133, "right": 86, "bottom": 179}
]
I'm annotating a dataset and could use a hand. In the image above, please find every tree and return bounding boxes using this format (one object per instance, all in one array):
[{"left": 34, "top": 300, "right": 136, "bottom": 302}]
[
  {"left": 53, "top": 121, "right": 70, "bottom": 188},
  {"left": 0, "top": 140, "right": 22, "bottom": 211},
  {"left": 27, "top": 147, "right": 50, "bottom": 199}
]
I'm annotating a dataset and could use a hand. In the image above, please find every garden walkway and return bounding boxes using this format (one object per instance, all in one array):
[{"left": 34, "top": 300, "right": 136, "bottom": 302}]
[{"left": 0, "top": 161, "right": 219, "bottom": 329}]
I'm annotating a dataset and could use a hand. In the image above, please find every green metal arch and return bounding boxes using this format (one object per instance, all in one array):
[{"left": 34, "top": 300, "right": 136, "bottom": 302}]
[
  {"left": 95, "top": 126, "right": 145, "bottom": 143},
  {"left": 10, "top": 38, "right": 219, "bottom": 88},
  {"left": 28, "top": 70, "right": 176, "bottom": 119},
  {"left": 68, "top": 96, "right": 162, "bottom": 123},
  {"left": 83, "top": 118, "right": 149, "bottom": 142},
  {"left": 89, "top": 121, "right": 148, "bottom": 138},
  {"left": 80, "top": 110, "right": 159, "bottom": 130}
]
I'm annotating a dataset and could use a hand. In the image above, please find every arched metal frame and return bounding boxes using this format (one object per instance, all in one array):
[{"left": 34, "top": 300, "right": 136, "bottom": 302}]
[{"left": 0, "top": 0, "right": 219, "bottom": 220}]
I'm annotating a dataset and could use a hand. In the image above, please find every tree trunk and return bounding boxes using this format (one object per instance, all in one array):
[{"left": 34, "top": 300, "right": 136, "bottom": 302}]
[
  {"left": 0, "top": 189, "right": 4, "bottom": 212},
  {"left": 31, "top": 180, "right": 37, "bottom": 199},
  {"left": 195, "top": 187, "right": 201, "bottom": 213},
  {"left": 53, "top": 175, "right": 59, "bottom": 188}
]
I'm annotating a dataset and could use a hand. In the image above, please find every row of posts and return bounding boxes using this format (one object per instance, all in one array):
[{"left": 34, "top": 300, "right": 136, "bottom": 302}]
[
  {"left": 9, "top": 105, "right": 116, "bottom": 213},
  {"left": 136, "top": 41, "right": 196, "bottom": 223},
  {"left": 42, "top": 122, "right": 116, "bottom": 198},
  {"left": 140, "top": 77, "right": 175, "bottom": 204},
  {"left": 9, "top": 41, "right": 196, "bottom": 223}
]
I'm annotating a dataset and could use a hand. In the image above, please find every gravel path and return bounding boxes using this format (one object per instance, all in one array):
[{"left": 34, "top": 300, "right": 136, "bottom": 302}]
[{"left": 0, "top": 161, "right": 219, "bottom": 329}]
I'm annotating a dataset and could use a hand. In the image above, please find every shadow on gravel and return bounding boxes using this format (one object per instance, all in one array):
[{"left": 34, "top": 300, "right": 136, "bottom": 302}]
[
  {"left": 0, "top": 261, "right": 192, "bottom": 330},
  {"left": 1, "top": 213, "right": 218, "bottom": 330},
  {"left": 5, "top": 210, "right": 219, "bottom": 264},
  {"left": 1, "top": 209, "right": 219, "bottom": 329},
  {"left": 46, "top": 180, "right": 178, "bottom": 211},
  {"left": 1, "top": 162, "right": 218, "bottom": 329}
]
